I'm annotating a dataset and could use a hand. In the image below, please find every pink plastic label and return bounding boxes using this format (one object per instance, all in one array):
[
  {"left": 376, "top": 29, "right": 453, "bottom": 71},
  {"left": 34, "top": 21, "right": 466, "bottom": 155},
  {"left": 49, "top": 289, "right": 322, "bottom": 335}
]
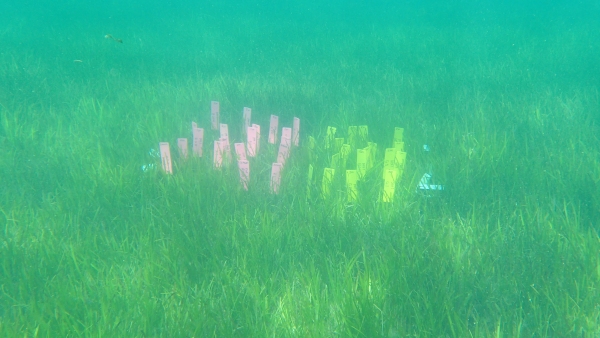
[
  {"left": 268, "top": 115, "right": 278, "bottom": 144},
  {"left": 281, "top": 127, "right": 292, "bottom": 146},
  {"left": 234, "top": 142, "right": 247, "bottom": 161},
  {"left": 292, "top": 117, "right": 300, "bottom": 146},
  {"left": 238, "top": 160, "right": 250, "bottom": 190},
  {"left": 213, "top": 140, "right": 223, "bottom": 169},
  {"left": 276, "top": 144, "right": 288, "bottom": 167},
  {"left": 192, "top": 127, "right": 204, "bottom": 157},
  {"left": 220, "top": 137, "right": 231, "bottom": 165},
  {"left": 159, "top": 142, "right": 173, "bottom": 174},
  {"left": 211, "top": 101, "right": 219, "bottom": 130},
  {"left": 220, "top": 123, "right": 229, "bottom": 145},
  {"left": 277, "top": 127, "right": 292, "bottom": 166},
  {"left": 252, "top": 123, "right": 261, "bottom": 153},
  {"left": 247, "top": 126, "right": 257, "bottom": 157},
  {"left": 177, "top": 138, "right": 188, "bottom": 159},
  {"left": 270, "top": 163, "right": 283, "bottom": 194}
]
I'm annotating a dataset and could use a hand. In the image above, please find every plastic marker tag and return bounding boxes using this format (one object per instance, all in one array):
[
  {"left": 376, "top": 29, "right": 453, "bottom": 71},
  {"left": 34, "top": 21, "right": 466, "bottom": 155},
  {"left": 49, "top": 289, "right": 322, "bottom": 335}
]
[
  {"left": 348, "top": 126, "right": 357, "bottom": 148},
  {"left": 277, "top": 127, "right": 292, "bottom": 166},
  {"left": 334, "top": 138, "right": 344, "bottom": 152},
  {"left": 383, "top": 169, "right": 397, "bottom": 202},
  {"left": 213, "top": 140, "right": 223, "bottom": 169},
  {"left": 331, "top": 153, "right": 340, "bottom": 169},
  {"left": 308, "top": 136, "right": 316, "bottom": 150},
  {"left": 221, "top": 137, "right": 232, "bottom": 166},
  {"left": 292, "top": 117, "right": 300, "bottom": 146},
  {"left": 367, "top": 143, "right": 377, "bottom": 170},
  {"left": 357, "top": 148, "right": 368, "bottom": 179},
  {"left": 211, "top": 101, "right": 219, "bottom": 130},
  {"left": 247, "top": 126, "right": 257, "bottom": 157},
  {"left": 358, "top": 125, "right": 368, "bottom": 143},
  {"left": 346, "top": 169, "right": 358, "bottom": 203},
  {"left": 271, "top": 163, "right": 283, "bottom": 194},
  {"left": 393, "top": 127, "right": 404, "bottom": 144},
  {"left": 396, "top": 151, "right": 407, "bottom": 177},
  {"left": 238, "top": 160, "right": 250, "bottom": 190},
  {"left": 193, "top": 127, "right": 204, "bottom": 157},
  {"left": 234, "top": 142, "right": 247, "bottom": 161},
  {"left": 325, "top": 126, "right": 336, "bottom": 149},
  {"left": 177, "top": 138, "right": 188, "bottom": 160},
  {"left": 159, "top": 142, "right": 173, "bottom": 174},
  {"left": 252, "top": 123, "right": 261, "bottom": 153},
  {"left": 220, "top": 123, "right": 230, "bottom": 147},
  {"left": 322, "top": 168, "right": 335, "bottom": 199},
  {"left": 269, "top": 115, "right": 279, "bottom": 144},
  {"left": 383, "top": 148, "right": 398, "bottom": 179}
]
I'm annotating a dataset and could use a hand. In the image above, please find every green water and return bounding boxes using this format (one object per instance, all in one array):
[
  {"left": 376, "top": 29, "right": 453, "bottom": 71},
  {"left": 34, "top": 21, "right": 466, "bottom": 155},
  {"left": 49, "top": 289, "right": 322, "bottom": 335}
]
[{"left": 1, "top": 1, "right": 599, "bottom": 336}]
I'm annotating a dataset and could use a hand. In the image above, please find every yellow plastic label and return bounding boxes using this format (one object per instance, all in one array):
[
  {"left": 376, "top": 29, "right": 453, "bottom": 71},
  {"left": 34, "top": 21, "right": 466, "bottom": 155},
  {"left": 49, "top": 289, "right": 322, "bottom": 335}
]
[
  {"left": 382, "top": 169, "right": 397, "bottom": 203},
  {"left": 348, "top": 126, "right": 357, "bottom": 147},
  {"left": 393, "top": 127, "right": 404, "bottom": 144},
  {"left": 322, "top": 168, "right": 335, "bottom": 199},
  {"left": 325, "top": 126, "right": 336, "bottom": 149},
  {"left": 346, "top": 170, "right": 359, "bottom": 203},
  {"left": 357, "top": 148, "right": 368, "bottom": 179}
]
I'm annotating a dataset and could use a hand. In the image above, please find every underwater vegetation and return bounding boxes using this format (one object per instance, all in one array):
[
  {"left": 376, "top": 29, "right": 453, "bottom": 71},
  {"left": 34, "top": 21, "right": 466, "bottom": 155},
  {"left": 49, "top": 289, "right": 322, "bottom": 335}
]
[{"left": 0, "top": 4, "right": 599, "bottom": 337}]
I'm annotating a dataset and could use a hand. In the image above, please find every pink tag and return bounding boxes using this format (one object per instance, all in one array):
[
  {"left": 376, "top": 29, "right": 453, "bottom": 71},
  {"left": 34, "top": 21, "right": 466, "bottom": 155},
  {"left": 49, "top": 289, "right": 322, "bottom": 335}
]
[
  {"left": 292, "top": 117, "right": 300, "bottom": 146},
  {"left": 211, "top": 101, "right": 219, "bottom": 130},
  {"left": 281, "top": 127, "right": 292, "bottom": 146},
  {"left": 192, "top": 127, "right": 204, "bottom": 157},
  {"left": 220, "top": 137, "right": 231, "bottom": 165},
  {"left": 159, "top": 142, "right": 173, "bottom": 174},
  {"left": 220, "top": 123, "right": 230, "bottom": 145},
  {"left": 213, "top": 140, "right": 223, "bottom": 169},
  {"left": 243, "top": 107, "right": 251, "bottom": 135},
  {"left": 219, "top": 124, "right": 231, "bottom": 164},
  {"left": 234, "top": 142, "right": 247, "bottom": 161},
  {"left": 276, "top": 143, "right": 288, "bottom": 166},
  {"left": 270, "top": 163, "right": 283, "bottom": 194},
  {"left": 277, "top": 127, "right": 292, "bottom": 166},
  {"left": 268, "top": 115, "right": 278, "bottom": 144},
  {"left": 238, "top": 160, "right": 250, "bottom": 190},
  {"left": 252, "top": 123, "right": 261, "bottom": 153},
  {"left": 177, "top": 138, "right": 188, "bottom": 159},
  {"left": 247, "top": 126, "right": 257, "bottom": 157}
]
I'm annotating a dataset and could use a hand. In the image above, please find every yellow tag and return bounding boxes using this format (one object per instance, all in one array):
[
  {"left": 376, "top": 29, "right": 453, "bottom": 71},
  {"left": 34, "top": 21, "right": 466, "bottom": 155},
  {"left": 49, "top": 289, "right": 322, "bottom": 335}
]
[
  {"left": 358, "top": 125, "right": 369, "bottom": 143},
  {"left": 348, "top": 126, "right": 357, "bottom": 147},
  {"left": 340, "top": 144, "right": 352, "bottom": 159},
  {"left": 383, "top": 148, "right": 398, "bottom": 179},
  {"left": 346, "top": 170, "right": 359, "bottom": 203},
  {"left": 357, "top": 148, "right": 368, "bottom": 179},
  {"left": 393, "top": 127, "right": 404, "bottom": 144},
  {"left": 334, "top": 137, "right": 344, "bottom": 152},
  {"left": 331, "top": 153, "right": 340, "bottom": 169},
  {"left": 367, "top": 143, "right": 377, "bottom": 170},
  {"left": 308, "top": 136, "right": 316, "bottom": 149},
  {"left": 396, "top": 151, "right": 406, "bottom": 178},
  {"left": 382, "top": 169, "right": 397, "bottom": 203},
  {"left": 325, "top": 126, "right": 336, "bottom": 149},
  {"left": 322, "top": 168, "right": 335, "bottom": 199}
]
